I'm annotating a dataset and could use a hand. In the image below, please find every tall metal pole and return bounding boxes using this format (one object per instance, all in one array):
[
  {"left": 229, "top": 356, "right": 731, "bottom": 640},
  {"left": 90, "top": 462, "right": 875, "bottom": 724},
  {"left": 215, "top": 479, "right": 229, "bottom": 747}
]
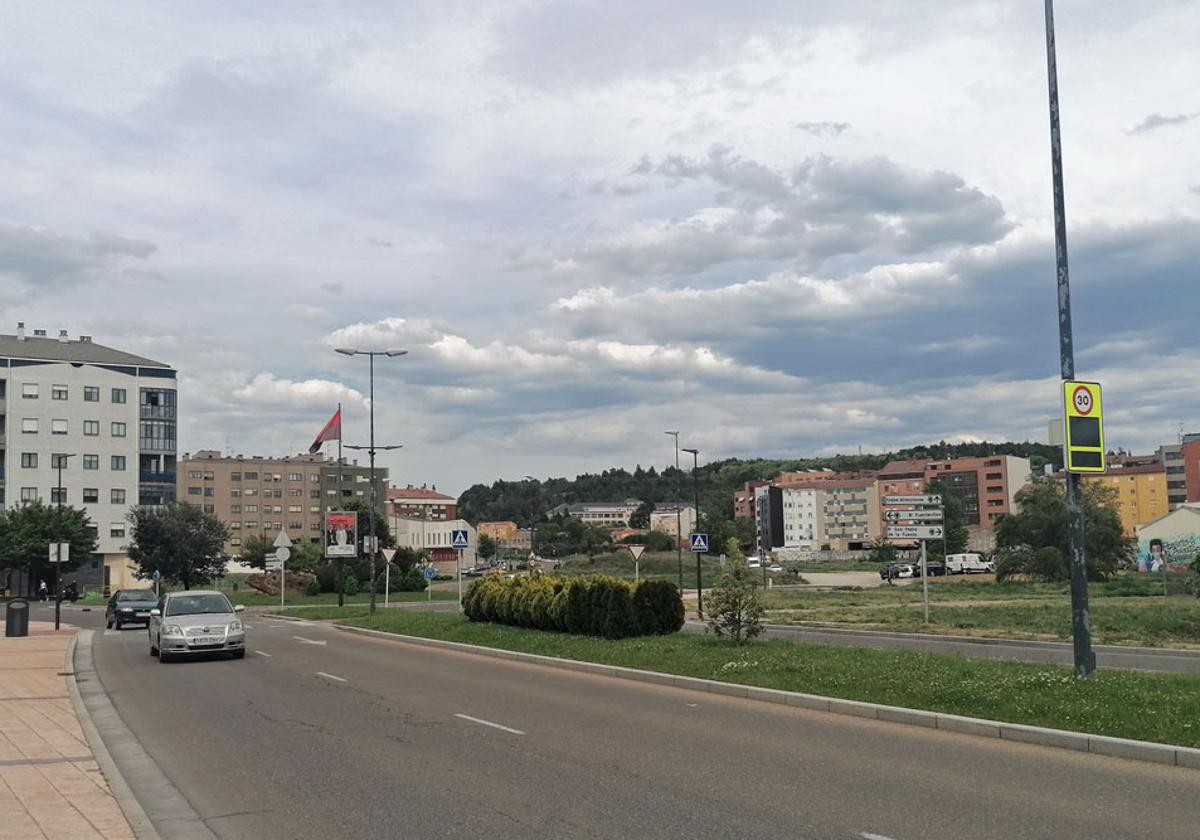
[
  {"left": 337, "top": 401, "right": 344, "bottom": 609},
  {"left": 368, "top": 353, "right": 378, "bottom": 615},
  {"left": 55, "top": 461, "right": 63, "bottom": 630},
  {"left": 666, "top": 431, "right": 683, "bottom": 592},
  {"left": 920, "top": 539, "right": 930, "bottom": 623},
  {"left": 1044, "top": 0, "right": 1094, "bottom": 677},
  {"left": 685, "top": 449, "right": 703, "bottom": 618}
]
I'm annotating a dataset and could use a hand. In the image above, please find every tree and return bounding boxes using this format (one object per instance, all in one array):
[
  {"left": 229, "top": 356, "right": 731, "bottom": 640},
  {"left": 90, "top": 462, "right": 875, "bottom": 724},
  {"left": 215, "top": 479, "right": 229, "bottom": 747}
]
[
  {"left": 924, "top": 480, "right": 969, "bottom": 563},
  {"left": 339, "top": 498, "right": 394, "bottom": 549},
  {"left": 723, "top": 536, "right": 743, "bottom": 561},
  {"left": 237, "top": 535, "right": 274, "bottom": 571},
  {"left": 127, "top": 503, "right": 230, "bottom": 590},
  {"left": 0, "top": 501, "right": 98, "bottom": 596},
  {"left": 706, "top": 561, "right": 765, "bottom": 644},
  {"left": 288, "top": 541, "right": 324, "bottom": 574},
  {"left": 478, "top": 533, "right": 497, "bottom": 561},
  {"left": 629, "top": 500, "right": 655, "bottom": 530},
  {"left": 867, "top": 540, "right": 899, "bottom": 565},
  {"left": 993, "top": 480, "right": 1132, "bottom": 582}
]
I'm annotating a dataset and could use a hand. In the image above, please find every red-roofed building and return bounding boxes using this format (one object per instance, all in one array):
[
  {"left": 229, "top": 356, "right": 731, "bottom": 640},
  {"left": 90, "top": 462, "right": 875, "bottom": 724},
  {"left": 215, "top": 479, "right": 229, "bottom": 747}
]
[{"left": 387, "top": 484, "right": 457, "bottom": 521}]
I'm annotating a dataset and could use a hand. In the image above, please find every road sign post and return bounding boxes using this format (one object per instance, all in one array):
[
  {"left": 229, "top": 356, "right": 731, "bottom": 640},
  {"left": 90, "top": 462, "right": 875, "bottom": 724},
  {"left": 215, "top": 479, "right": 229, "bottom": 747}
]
[
  {"left": 273, "top": 530, "right": 292, "bottom": 609},
  {"left": 381, "top": 548, "right": 396, "bottom": 608},
  {"left": 690, "top": 533, "right": 709, "bottom": 618},
  {"left": 451, "top": 530, "right": 469, "bottom": 609},
  {"left": 624, "top": 544, "right": 646, "bottom": 583},
  {"left": 883, "top": 500, "right": 944, "bottom": 623}
]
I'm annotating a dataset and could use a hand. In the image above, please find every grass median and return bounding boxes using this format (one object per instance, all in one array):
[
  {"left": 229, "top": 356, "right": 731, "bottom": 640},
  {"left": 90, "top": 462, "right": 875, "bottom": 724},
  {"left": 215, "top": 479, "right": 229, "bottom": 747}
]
[{"left": 298, "top": 608, "right": 1200, "bottom": 749}]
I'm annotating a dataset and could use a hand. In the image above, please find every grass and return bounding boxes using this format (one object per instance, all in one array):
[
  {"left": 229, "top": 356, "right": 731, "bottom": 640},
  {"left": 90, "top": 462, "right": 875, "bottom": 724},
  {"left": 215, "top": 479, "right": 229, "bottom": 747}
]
[
  {"left": 227, "top": 590, "right": 456, "bottom": 607},
  {"left": 322, "top": 609, "right": 1200, "bottom": 748}
]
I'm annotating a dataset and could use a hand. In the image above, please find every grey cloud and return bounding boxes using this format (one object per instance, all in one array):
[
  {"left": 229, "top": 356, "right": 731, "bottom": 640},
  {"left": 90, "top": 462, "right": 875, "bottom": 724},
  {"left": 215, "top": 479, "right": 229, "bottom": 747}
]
[
  {"left": 795, "top": 121, "right": 850, "bottom": 137},
  {"left": 1189, "top": 185, "right": 1200, "bottom": 196},
  {"left": 320, "top": 281, "right": 345, "bottom": 295},
  {"left": 0, "top": 223, "right": 156, "bottom": 290},
  {"left": 1130, "top": 112, "right": 1197, "bottom": 134},
  {"left": 365, "top": 237, "right": 396, "bottom": 249}
]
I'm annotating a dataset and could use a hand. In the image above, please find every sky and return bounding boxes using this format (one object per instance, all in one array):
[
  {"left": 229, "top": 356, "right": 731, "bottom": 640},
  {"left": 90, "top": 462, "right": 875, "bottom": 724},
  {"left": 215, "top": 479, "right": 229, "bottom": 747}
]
[{"left": 2, "top": 1, "right": 1197, "bottom": 496}]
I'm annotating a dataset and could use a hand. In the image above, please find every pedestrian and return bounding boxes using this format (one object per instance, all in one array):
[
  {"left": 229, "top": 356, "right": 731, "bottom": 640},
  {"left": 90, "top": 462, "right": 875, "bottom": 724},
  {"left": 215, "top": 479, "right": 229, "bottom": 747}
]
[{"left": 38, "top": 579, "right": 48, "bottom": 601}]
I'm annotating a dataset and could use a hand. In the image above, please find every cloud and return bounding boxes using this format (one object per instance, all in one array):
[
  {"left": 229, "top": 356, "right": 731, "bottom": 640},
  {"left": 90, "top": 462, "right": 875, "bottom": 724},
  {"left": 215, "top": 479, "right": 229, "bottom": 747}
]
[
  {"left": 232, "top": 373, "right": 365, "bottom": 409},
  {"left": 1130, "top": 112, "right": 1198, "bottom": 134},
  {"left": 795, "top": 121, "right": 850, "bottom": 136},
  {"left": 0, "top": 223, "right": 156, "bottom": 290},
  {"left": 285, "top": 304, "right": 326, "bottom": 321}
]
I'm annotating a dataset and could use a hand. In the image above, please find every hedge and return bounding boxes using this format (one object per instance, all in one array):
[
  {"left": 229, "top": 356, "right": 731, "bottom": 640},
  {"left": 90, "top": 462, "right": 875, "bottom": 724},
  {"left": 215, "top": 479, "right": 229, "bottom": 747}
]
[{"left": 463, "top": 574, "right": 684, "bottom": 639}]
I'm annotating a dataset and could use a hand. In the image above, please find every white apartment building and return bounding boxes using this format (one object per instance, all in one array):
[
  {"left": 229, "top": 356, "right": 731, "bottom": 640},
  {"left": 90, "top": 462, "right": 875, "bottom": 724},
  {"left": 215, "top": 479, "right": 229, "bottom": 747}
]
[
  {"left": 649, "top": 503, "right": 697, "bottom": 540},
  {"left": 756, "top": 485, "right": 823, "bottom": 556},
  {"left": 1, "top": 324, "right": 177, "bottom": 594}
]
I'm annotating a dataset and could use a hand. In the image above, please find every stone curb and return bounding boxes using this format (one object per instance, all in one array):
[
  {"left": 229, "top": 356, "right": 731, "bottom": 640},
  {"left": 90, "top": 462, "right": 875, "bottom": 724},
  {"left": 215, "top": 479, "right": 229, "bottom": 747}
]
[
  {"left": 333, "top": 624, "right": 1200, "bottom": 770},
  {"left": 65, "top": 633, "right": 162, "bottom": 840}
]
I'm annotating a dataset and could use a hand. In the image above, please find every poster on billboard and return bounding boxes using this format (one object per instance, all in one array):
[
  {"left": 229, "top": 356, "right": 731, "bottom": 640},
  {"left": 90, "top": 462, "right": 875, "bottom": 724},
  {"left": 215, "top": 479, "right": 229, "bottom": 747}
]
[{"left": 325, "top": 511, "right": 358, "bottom": 558}]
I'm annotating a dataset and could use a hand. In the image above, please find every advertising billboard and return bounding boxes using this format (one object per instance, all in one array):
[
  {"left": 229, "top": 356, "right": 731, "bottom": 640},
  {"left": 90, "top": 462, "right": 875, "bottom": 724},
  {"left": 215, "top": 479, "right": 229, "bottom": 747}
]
[{"left": 325, "top": 511, "right": 358, "bottom": 558}]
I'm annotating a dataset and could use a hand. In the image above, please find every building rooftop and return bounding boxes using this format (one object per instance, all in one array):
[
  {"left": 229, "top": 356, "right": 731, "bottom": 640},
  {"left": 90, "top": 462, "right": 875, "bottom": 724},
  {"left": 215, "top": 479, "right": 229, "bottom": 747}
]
[
  {"left": 0, "top": 329, "right": 171, "bottom": 368},
  {"left": 387, "top": 485, "right": 456, "bottom": 502},
  {"left": 876, "top": 459, "right": 929, "bottom": 479}
]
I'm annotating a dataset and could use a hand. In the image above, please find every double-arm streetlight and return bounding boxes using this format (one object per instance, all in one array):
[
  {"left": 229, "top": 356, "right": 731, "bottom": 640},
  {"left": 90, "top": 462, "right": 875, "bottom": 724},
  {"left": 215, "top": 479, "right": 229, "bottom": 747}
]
[
  {"left": 524, "top": 475, "right": 538, "bottom": 564},
  {"left": 53, "top": 453, "right": 75, "bottom": 630},
  {"left": 336, "top": 347, "right": 407, "bottom": 614},
  {"left": 681, "top": 447, "right": 703, "bottom": 618},
  {"left": 664, "top": 431, "right": 683, "bottom": 592}
]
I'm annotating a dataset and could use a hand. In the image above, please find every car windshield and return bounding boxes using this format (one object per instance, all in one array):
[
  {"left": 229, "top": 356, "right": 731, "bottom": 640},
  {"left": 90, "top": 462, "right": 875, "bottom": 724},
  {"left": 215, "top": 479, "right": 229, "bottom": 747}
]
[
  {"left": 165, "top": 594, "right": 233, "bottom": 616},
  {"left": 118, "top": 591, "right": 157, "bottom": 603}
]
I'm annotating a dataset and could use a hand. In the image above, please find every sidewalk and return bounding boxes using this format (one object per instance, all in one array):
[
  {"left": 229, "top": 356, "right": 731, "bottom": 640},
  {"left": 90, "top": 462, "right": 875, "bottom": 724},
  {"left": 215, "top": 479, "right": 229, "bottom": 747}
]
[{"left": 0, "top": 622, "right": 135, "bottom": 840}]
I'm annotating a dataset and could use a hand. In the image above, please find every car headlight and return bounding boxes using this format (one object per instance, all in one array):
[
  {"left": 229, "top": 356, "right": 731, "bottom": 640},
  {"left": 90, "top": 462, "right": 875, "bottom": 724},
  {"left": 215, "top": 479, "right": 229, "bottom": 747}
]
[
  {"left": 163, "top": 624, "right": 184, "bottom": 636},
  {"left": 228, "top": 620, "right": 243, "bottom": 633}
]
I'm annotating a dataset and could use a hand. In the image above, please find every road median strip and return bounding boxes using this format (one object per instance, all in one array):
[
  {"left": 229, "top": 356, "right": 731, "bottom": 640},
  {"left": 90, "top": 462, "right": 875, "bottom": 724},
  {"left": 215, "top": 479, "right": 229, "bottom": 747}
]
[{"left": 331, "top": 621, "right": 1200, "bottom": 771}]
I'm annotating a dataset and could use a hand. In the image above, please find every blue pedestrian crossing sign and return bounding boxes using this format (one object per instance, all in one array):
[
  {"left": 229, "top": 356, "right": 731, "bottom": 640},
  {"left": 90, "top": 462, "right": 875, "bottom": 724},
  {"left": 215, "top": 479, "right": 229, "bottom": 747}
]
[
  {"left": 424, "top": 566, "right": 437, "bottom": 581},
  {"left": 451, "top": 529, "right": 470, "bottom": 549},
  {"left": 690, "top": 533, "right": 709, "bottom": 553}
]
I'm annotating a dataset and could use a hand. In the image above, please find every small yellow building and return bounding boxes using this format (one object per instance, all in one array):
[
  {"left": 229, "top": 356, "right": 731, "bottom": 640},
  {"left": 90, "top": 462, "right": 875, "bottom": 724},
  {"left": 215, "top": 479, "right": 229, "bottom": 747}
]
[{"left": 1083, "top": 465, "right": 1168, "bottom": 537}]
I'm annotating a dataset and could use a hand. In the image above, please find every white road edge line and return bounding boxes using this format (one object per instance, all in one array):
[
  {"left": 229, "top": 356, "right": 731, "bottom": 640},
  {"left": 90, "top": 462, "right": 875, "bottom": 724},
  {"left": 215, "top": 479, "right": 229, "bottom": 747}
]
[
  {"left": 860, "top": 833, "right": 898, "bottom": 840},
  {"left": 316, "top": 672, "right": 347, "bottom": 683},
  {"left": 292, "top": 636, "right": 327, "bottom": 645},
  {"left": 454, "top": 713, "right": 525, "bottom": 736},
  {"left": 254, "top": 650, "right": 272, "bottom": 657}
]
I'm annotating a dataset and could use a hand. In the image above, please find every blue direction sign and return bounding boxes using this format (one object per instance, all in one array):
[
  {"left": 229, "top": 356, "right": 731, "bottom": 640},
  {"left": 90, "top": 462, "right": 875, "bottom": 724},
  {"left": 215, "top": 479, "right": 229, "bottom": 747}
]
[
  {"left": 451, "top": 529, "right": 470, "bottom": 549},
  {"left": 424, "top": 567, "right": 437, "bottom": 581},
  {"left": 689, "top": 532, "right": 709, "bottom": 553}
]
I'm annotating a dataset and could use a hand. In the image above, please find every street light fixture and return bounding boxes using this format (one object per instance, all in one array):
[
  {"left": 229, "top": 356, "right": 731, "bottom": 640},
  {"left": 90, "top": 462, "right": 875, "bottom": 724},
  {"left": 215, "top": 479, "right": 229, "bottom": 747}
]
[
  {"left": 53, "top": 453, "right": 75, "bottom": 630},
  {"left": 335, "top": 347, "right": 408, "bottom": 614},
  {"left": 524, "top": 476, "right": 538, "bottom": 567},
  {"left": 681, "top": 447, "right": 703, "bottom": 618},
  {"left": 664, "top": 431, "right": 683, "bottom": 592}
]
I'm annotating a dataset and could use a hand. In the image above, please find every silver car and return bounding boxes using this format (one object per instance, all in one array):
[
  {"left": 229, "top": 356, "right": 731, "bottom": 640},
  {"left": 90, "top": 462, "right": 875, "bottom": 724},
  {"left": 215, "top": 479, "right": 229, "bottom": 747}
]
[{"left": 148, "top": 590, "right": 247, "bottom": 662}]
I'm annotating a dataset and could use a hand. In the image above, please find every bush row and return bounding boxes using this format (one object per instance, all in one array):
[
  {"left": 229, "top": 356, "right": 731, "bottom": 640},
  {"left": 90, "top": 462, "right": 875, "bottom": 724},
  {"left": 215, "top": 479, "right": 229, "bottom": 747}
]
[{"left": 463, "top": 575, "right": 684, "bottom": 639}]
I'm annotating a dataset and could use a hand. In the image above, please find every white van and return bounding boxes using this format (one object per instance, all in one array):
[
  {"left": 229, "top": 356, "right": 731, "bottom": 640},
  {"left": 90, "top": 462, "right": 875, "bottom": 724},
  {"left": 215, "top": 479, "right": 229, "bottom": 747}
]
[{"left": 945, "top": 553, "right": 993, "bottom": 574}]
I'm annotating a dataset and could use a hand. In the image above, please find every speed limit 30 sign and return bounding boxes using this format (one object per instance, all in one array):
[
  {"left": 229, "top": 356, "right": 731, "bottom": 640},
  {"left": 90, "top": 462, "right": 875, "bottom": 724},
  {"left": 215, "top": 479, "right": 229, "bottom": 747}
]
[{"left": 1063, "top": 380, "right": 1104, "bottom": 473}]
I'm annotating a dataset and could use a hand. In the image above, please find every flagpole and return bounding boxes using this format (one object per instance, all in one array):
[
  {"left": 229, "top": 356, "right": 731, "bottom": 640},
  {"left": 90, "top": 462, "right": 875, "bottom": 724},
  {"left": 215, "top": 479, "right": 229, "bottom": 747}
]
[{"left": 337, "top": 401, "right": 345, "bottom": 609}]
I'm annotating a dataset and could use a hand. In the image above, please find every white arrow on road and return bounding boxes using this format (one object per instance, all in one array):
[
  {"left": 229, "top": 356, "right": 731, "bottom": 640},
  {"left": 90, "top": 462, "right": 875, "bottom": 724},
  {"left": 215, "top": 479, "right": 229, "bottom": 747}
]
[{"left": 293, "top": 636, "right": 327, "bottom": 646}]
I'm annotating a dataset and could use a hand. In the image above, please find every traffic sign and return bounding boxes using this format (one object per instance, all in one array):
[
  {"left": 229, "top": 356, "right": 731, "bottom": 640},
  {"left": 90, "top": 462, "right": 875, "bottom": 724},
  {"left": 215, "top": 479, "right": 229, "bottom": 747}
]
[
  {"left": 275, "top": 547, "right": 290, "bottom": 563},
  {"left": 624, "top": 544, "right": 646, "bottom": 561},
  {"left": 886, "top": 525, "right": 945, "bottom": 540},
  {"left": 883, "top": 495, "right": 943, "bottom": 506},
  {"left": 152, "top": 570, "right": 161, "bottom": 582},
  {"left": 273, "top": 529, "right": 293, "bottom": 549},
  {"left": 424, "top": 567, "right": 437, "bottom": 580},
  {"left": 265, "top": 560, "right": 283, "bottom": 571},
  {"left": 690, "top": 533, "right": 709, "bottom": 553},
  {"left": 451, "top": 529, "right": 470, "bottom": 549},
  {"left": 1063, "top": 380, "right": 1105, "bottom": 473},
  {"left": 381, "top": 548, "right": 397, "bottom": 564},
  {"left": 48, "top": 543, "right": 69, "bottom": 563},
  {"left": 885, "top": 509, "right": 944, "bottom": 522}
]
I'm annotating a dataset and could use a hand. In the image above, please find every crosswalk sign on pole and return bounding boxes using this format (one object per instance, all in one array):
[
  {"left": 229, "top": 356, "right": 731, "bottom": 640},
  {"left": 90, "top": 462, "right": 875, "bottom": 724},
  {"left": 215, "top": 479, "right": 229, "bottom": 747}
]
[
  {"left": 689, "top": 533, "right": 709, "bottom": 553},
  {"left": 451, "top": 529, "right": 470, "bottom": 549}
]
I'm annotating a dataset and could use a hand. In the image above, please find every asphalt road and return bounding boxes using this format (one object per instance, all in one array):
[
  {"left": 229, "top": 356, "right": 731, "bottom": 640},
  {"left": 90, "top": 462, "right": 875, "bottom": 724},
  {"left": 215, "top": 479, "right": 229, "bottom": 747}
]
[{"left": 24, "top": 601, "right": 1200, "bottom": 840}]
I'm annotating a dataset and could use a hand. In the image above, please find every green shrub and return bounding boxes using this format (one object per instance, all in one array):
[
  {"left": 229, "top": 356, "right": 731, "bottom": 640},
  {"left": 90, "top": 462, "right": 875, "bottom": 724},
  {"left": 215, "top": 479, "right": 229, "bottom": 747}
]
[
  {"left": 341, "top": 568, "right": 359, "bottom": 597},
  {"left": 633, "top": 580, "right": 685, "bottom": 635},
  {"left": 315, "top": 564, "right": 340, "bottom": 593},
  {"left": 303, "top": 578, "right": 321, "bottom": 597}
]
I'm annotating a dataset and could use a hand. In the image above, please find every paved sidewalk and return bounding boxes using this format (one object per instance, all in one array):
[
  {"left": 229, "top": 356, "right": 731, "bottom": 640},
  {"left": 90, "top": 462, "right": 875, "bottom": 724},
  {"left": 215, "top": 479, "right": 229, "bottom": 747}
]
[{"left": 0, "top": 622, "right": 135, "bottom": 840}]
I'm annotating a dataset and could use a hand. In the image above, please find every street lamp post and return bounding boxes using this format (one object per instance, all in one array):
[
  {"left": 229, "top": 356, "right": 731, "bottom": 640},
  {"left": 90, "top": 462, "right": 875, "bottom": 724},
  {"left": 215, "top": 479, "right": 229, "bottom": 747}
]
[
  {"left": 336, "top": 347, "right": 407, "bottom": 614},
  {"left": 524, "top": 475, "right": 538, "bottom": 565},
  {"left": 682, "top": 447, "right": 702, "bottom": 619},
  {"left": 53, "top": 454, "right": 75, "bottom": 630},
  {"left": 665, "top": 431, "right": 683, "bottom": 592}
]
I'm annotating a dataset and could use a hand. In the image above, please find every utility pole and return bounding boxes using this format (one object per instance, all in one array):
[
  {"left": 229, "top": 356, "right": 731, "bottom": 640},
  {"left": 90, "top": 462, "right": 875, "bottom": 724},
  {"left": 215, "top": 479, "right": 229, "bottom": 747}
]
[
  {"left": 53, "top": 454, "right": 75, "bottom": 631},
  {"left": 665, "top": 431, "right": 683, "bottom": 592},
  {"left": 682, "top": 447, "right": 703, "bottom": 618},
  {"left": 1044, "top": 0, "right": 1095, "bottom": 676}
]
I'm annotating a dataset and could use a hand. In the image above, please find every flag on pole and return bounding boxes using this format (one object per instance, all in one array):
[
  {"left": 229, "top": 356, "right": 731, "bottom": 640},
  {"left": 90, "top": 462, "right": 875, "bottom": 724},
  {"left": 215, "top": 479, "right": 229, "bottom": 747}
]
[{"left": 308, "top": 408, "right": 342, "bottom": 454}]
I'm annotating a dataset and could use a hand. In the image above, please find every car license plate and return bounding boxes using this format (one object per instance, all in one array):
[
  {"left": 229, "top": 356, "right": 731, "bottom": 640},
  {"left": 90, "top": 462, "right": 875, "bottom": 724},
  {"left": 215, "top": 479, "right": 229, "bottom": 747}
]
[
  {"left": 193, "top": 637, "right": 220, "bottom": 646},
  {"left": 136, "top": 612, "right": 150, "bottom": 618}
]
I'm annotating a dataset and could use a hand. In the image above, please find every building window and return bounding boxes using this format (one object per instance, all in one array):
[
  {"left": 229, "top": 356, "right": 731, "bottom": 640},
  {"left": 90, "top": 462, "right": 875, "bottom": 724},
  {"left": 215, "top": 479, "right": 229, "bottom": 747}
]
[
  {"left": 230, "top": 489, "right": 241, "bottom": 497},
  {"left": 84, "top": 420, "right": 100, "bottom": 436},
  {"left": 21, "top": 452, "right": 38, "bottom": 468},
  {"left": 231, "top": 472, "right": 241, "bottom": 481},
  {"left": 112, "top": 388, "right": 126, "bottom": 404},
  {"left": 22, "top": 418, "right": 38, "bottom": 434},
  {"left": 203, "top": 487, "right": 214, "bottom": 497},
  {"left": 84, "top": 386, "right": 100, "bottom": 402},
  {"left": 187, "top": 487, "right": 203, "bottom": 496},
  {"left": 51, "top": 487, "right": 67, "bottom": 504},
  {"left": 203, "top": 504, "right": 215, "bottom": 514},
  {"left": 204, "top": 471, "right": 214, "bottom": 480},
  {"left": 230, "top": 522, "right": 242, "bottom": 530},
  {"left": 20, "top": 487, "right": 39, "bottom": 502},
  {"left": 188, "top": 471, "right": 202, "bottom": 479},
  {"left": 311, "top": 475, "right": 321, "bottom": 483},
  {"left": 52, "top": 384, "right": 68, "bottom": 400},
  {"left": 22, "top": 382, "right": 39, "bottom": 399},
  {"left": 111, "top": 456, "right": 127, "bottom": 471},
  {"left": 288, "top": 489, "right": 303, "bottom": 497},
  {"left": 230, "top": 537, "right": 242, "bottom": 547},
  {"left": 288, "top": 473, "right": 303, "bottom": 482},
  {"left": 111, "top": 489, "right": 126, "bottom": 504},
  {"left": 110, "top": 523, "right": 126, "bottom": 539},
  {"left": 111, "top": 422, "right": 127, "bottom": 437},
  {"left": 244, "top": 471, "right": 258, "bottom": 480},
  {"left": 244, "top": 504, "right": 258, "bottom": 513},
  {"left": 83, "top": 488, "right": 100, "bottom": 503},
  {"left": 51, "top": 419, "right": 68, "bottom": 435},
  {"left": 50, "top": 454, "right": 69, "bottom": 468},
  {"left": 244, "top": 521, "right": 258, "bottom": 529},
  {"left": 288, "top": 505, "right": 302, "bottom": 513},
  {"left": 83, "top": 454, "right": 99, "bottom": 470},
  {"left": 244, "top": 488, "right": 258, "bottom": 497},
  {"left": 289, "top": 521, "right": 303, "bottom": 530},
  {"left": 230, "top": 505, "right": 242, "bottom": 514}
]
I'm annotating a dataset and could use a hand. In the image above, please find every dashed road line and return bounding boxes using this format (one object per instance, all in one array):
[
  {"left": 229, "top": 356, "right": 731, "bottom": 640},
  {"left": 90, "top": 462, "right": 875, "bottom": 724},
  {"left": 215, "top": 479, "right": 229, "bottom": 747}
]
[
  {"left": 860, "top": 832, "right": 899, "bottom": 840},
  {"left": 293, "top": 636, "right": 327, "bottom": 646},
  {"left": 454, "top": 714, "right": 525, "bottom": 735},
  {"left": 254, "top": 650, "right": 272, "bottom": 658},
  {"left": 316, "top": 672, "right": 347, "bottom": 683}
]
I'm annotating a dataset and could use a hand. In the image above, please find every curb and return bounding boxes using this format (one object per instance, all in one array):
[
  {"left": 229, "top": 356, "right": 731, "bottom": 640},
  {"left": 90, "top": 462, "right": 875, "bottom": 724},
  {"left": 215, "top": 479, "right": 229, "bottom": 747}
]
[
  {"left": 65, "top": 633, "right": 162, "bottom": 840},
  {"left": 333, "top": 624, "right": 1200, "bottom": 771}
]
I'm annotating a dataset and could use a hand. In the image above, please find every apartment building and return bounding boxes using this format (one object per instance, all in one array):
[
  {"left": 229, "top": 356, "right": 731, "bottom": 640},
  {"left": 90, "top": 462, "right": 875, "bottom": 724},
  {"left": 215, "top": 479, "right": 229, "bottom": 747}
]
[
  {"left": 390, "top": 516, "right": 477, "bottom": 570},
  {"left": 648, "top": 503, "right": 696, "bottom": 541},
  {"left": 477, "top": 521, "right": 532, "bottom": 551},
  {"left": 547, "top": 499, "right": 641, "bottom": 527},
  {"left": 876, "top": 455, "right": 1031, "bottom": 537},
  {"left": 177, "top": 450, "right": 387, "bottom": 554},
  {"left": 1158, "top": 444, "right": 1189, "bottom": 510},
  {"left": 1, "top": 324, "right": 177, "bottom": 594},
  {"left": 387, "top": 484, "right": 457, "bottom": 521},
  {"left": 1184, "top": 435, "right": 1200, "bottom": 505},
  {"left": 1081, "top": 464, "right": 1169, "bottom": 537},
  {"left": 755, "top": 485, "right": 823, "bottom": 555},
  {"left": 733, "top": 480, "right": 770, "bottom": 519}
]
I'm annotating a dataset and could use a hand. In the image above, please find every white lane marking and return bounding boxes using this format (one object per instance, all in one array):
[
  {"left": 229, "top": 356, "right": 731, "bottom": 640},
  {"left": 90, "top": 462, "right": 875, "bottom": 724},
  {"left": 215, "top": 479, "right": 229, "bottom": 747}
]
[
  {"left": 254, "top": 650, "right": 272, "bottom": 658},
  {"left": 860, "top": 833, "right": 899, "bottom": 840},
  {"left": 454, "top": 714, "right": 526, "bottom": 736},
  {"left": 686, "top": 703, "right": 698, "bottom": 708},
  {"left": 292, "top": 636, "right": 327, "bottom": 645},
  {"left": 316, "top": 672, "right": 347, "bottom": 683},
  {"left": 103, "top": 630, "right": 120, "bottom": 636}
]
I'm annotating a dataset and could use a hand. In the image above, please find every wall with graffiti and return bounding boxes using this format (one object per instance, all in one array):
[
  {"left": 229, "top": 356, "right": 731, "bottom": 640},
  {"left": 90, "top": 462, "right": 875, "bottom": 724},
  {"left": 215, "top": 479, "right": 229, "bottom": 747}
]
[{"left": 1135, "top": 534, "right": 1200, "bottom": 572}]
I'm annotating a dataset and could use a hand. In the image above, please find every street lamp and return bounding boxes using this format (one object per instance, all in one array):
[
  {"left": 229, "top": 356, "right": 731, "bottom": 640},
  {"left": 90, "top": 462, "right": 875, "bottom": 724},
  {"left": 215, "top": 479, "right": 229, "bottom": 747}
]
[
  {"left": 53, "top": 454, "right": 75, "bottom": 630},
  {"left": 335, "top": 347, "right": 408, "bottom": 614},
  {"left": 524, "top": 475, "right": 538, "bottom": 565},
  {"left": 681, "top": 447, "right": 703, "bottom": 619},
  {"left": 664, "top": 431, "right": 683, "bottom": 592}
]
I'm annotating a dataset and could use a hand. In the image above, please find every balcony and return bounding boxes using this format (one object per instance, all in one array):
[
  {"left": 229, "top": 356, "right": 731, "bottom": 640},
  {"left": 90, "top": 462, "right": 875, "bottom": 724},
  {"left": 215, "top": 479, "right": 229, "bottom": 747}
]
[
  {"left": 140, "top": 470, "right": 176, "bottom": 484},
  {"left": 140, "top": 404, "right": 177, "bottom": 420},
  {"left": 139, "top": 439, "right": 177, "bottom": 453}
]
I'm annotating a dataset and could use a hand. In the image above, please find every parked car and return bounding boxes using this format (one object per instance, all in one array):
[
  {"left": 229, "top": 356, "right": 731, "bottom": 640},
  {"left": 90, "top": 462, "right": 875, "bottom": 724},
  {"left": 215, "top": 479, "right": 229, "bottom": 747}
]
[
  {"left": 461, "top": 566, "right": 486, "bottom": 578},
  {"left": 945, "top": 553, "right": 993, "bottom": 574},
  {"left": 767, "top": 564, "right": 784, "bottom": 572},
  {"left": 880, "top": 563, "right": 915, "bottom": 581},
  {"left": 105, "top": 589, "right": 158, "bottom": 629},
  {"left": 747, "top": 560, "right": 762, "bottom": 569},
  {"left": 148, "top": 590, "right": 246, "bottom": 663},
  {"left": 911, "top": 561, "right": 947, "bottom": 578}
]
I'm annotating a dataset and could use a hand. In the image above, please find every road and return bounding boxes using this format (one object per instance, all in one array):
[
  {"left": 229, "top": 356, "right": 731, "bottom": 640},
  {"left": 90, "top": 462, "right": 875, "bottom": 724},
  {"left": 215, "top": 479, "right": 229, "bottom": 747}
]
[{"left": 22, "top": 601, "right": 1200, "bottom": 839}]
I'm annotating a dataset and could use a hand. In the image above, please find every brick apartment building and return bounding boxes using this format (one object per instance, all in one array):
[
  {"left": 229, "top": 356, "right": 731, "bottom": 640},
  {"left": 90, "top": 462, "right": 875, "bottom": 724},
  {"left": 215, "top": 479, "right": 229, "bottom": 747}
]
[
  {"left": 1080, "top": 463, "right": 1169, "bottom": 537},
  {"left": 387, "top": 484, "right": 457, "bottom": 520}
]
